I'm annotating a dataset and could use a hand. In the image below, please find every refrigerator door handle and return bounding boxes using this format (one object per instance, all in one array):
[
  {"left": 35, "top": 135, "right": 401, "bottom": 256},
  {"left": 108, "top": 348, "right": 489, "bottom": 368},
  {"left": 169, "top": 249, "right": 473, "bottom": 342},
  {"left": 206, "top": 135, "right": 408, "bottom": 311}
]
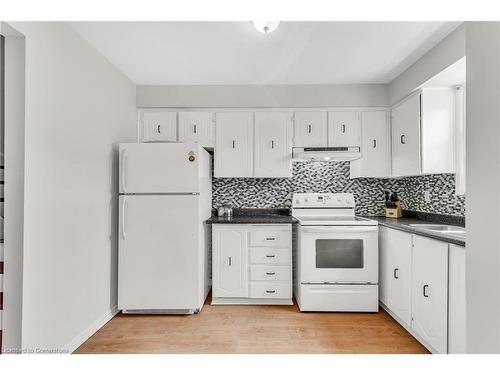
[
  {"left": 121, "top": 197, "right": 127, "bottom": 240},
  {"left": 121, "top": 149, "right": 127, "bottom": 193}
]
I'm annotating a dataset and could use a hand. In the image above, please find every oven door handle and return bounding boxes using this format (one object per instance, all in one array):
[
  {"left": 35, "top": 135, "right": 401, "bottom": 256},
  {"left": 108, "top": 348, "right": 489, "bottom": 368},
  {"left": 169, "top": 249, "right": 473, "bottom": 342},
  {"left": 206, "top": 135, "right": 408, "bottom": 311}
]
[{"left": 300, "top": 226, "right": 378, "bottom": 233}]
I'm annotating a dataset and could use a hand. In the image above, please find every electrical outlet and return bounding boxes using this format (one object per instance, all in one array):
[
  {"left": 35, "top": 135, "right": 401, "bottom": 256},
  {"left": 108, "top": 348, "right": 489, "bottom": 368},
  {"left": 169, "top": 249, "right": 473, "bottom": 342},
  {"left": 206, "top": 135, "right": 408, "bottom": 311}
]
[{"left": 424, "top": 190, "right": 431, "bottom": 203}]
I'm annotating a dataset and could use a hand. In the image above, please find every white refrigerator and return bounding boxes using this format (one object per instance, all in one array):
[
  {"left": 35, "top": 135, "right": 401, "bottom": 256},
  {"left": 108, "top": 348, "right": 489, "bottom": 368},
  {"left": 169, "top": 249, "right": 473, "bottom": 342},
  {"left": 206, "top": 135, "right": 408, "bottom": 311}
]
[{"left": 118, "top": 142, "right": 212, "bottom": 314}]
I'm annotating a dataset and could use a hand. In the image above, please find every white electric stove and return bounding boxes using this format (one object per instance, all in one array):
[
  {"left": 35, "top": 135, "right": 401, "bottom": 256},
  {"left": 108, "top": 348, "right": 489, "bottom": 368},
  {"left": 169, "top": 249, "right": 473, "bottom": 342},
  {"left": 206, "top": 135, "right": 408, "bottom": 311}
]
[{"left": 292, "top": 193, "right": 379, "bottom": 312}]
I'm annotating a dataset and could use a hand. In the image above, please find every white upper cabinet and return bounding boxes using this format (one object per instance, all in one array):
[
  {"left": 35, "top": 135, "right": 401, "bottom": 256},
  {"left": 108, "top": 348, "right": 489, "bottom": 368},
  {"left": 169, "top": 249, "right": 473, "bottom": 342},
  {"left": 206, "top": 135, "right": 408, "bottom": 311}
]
[
  {"left": 391, "top": 88, "right": 455, "bottom": 177},
  {"left": 215, "top": 112, "right": 254, "bottom": 178},
  {"left": 350, "top": 110, "right": 391, "bottom": 178},
  {"left": 420, "top": 88, "right": 455, "bottom": 174},
  {"left": 391, "top": 93, "right": 421, "bottom": 177},
  {"left": 178, "top": 111, "right": 215, "bottom": 148},
  {"left": 293, "top": 111, "right": 328, "bottom": 147},
  {"left": 411, "top": 235, "right": 449, "bottom": 354},
  {"left": 140, "top": 110, "right": 177, "bottom": 142},
  {"left": 327, "top": 111, "right": 361, "bottom": 147},
  {"left": 254, "top": 112, "right": 293, "bottom": 178}
]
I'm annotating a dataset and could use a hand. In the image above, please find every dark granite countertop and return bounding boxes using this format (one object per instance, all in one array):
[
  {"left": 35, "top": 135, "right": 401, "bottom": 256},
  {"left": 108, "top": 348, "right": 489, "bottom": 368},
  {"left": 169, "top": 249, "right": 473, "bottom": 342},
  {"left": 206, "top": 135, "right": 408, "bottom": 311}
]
[
  {"left": 207, "top": 208, "right": 298, "bottom": 225},
  {"left": 364, "top": 211, "right": 465, "bottom": 247}
]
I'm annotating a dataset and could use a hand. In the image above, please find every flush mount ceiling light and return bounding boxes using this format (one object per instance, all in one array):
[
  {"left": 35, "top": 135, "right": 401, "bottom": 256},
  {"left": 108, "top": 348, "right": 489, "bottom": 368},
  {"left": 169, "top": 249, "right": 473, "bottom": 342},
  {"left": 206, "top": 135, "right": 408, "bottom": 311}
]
[{"left": 252, "top": 21, "right": 280, "bottom": 34}]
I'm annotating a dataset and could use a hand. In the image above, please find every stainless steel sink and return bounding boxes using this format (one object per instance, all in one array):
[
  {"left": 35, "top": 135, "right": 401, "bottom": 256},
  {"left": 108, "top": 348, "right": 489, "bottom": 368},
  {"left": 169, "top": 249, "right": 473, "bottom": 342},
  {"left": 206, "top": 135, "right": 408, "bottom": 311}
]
[{"left": 406, "top": 223, "right": 466, "bottom": 237}]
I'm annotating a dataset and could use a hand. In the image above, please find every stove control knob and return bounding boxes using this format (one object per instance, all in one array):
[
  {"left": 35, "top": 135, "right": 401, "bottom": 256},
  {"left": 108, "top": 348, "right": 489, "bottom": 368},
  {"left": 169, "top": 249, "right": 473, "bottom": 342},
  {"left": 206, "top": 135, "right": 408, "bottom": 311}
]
[
  {"left": 304, "top": 198, "right": 309, "bottom": 202},
  {"left": 295, "top": 199, "right": 300, "bottom": 204}
]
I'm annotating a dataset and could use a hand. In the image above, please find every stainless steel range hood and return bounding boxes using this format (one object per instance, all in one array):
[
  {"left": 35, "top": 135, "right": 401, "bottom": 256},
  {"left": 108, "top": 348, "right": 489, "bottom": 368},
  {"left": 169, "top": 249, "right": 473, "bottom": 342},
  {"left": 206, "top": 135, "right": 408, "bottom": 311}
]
[{"left": 292, "top": 147, "right": 361, "bottom": 162}]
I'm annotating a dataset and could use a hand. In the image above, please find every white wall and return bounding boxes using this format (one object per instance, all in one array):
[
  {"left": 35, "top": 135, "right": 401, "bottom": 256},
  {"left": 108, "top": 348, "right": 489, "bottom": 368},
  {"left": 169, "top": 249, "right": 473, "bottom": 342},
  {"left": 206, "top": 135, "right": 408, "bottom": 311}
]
[
  {"left": 388, "top": 24, "right": 465, "bottom": 104},
  {"left": 0, "top": 22, "right": 25, "bottom": 352},
  {"left": 6, "top": 22, "right": 137, "bottom": 352},
  {"left": 136, "top": 84, "right": 389, "bottom": 108},
  {"left": 465, "top": 22, "right": 500, "bottom": 353}
]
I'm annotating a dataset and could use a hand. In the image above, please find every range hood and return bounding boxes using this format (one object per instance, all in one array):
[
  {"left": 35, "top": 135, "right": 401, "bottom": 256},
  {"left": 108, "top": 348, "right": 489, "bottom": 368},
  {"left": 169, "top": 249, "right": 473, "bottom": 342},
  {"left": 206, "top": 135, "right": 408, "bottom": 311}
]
[{"left": 292, "top": 147, "right": 361, "bottom": 162}]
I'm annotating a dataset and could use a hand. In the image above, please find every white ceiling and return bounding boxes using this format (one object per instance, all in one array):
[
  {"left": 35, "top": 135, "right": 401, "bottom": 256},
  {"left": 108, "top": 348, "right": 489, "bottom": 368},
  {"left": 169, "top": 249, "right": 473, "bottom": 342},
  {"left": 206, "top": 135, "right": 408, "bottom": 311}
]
[{"left": 70, "top": 21, "right": 461, "bottom": 85}]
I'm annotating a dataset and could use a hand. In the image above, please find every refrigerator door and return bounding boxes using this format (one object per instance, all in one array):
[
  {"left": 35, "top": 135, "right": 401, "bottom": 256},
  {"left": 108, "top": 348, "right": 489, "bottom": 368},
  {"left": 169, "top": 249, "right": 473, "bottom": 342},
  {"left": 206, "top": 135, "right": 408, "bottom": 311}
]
[
  {"left": 118, "top": 194, "right": 200, "bottom": 310},
  {"left": 119, "top": 143, "right": 201, "bottom": 194}
]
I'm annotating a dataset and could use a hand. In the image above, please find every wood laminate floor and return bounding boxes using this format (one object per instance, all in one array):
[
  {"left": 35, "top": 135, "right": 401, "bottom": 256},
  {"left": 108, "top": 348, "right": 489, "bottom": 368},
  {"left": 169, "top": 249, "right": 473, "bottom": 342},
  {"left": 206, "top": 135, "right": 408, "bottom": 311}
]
[{"left": 75, "top": 298, "right": 429, "bottom": 354}]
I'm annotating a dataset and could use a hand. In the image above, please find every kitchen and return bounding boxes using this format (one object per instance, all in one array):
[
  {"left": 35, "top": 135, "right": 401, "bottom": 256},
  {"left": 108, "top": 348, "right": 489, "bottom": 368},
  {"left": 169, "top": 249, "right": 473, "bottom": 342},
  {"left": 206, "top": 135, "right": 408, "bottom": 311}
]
[
  {"left": 1, "top": 14, "right": 499, "bottom": 363},
  {"left": 86, "top": 22, "right": 465, "bottom": 354}
]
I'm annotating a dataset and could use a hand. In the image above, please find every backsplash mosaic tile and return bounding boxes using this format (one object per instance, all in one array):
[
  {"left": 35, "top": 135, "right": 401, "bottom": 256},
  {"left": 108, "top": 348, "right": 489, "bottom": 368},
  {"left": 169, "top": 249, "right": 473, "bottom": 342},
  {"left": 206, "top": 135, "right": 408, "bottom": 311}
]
[{"left": 212, "top": 161, "right": 465, "bottom": 216}]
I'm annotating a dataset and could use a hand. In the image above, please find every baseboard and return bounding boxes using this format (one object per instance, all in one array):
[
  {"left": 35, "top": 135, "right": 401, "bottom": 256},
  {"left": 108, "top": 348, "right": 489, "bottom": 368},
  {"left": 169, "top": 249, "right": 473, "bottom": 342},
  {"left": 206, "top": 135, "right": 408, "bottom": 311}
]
[
  {"left": 211, "top": 297, "right": 293, "bottom": 305},
  {"left": 66, "top": 305, "right": 119, "bottom": 353}
]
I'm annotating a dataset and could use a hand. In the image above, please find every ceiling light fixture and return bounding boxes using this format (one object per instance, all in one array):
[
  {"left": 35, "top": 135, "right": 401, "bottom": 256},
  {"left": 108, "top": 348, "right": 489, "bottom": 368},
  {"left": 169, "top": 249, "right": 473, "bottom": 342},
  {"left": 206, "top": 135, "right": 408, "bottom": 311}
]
[{"left": 252, "top": 21, "right": 280, "bottom": 34}]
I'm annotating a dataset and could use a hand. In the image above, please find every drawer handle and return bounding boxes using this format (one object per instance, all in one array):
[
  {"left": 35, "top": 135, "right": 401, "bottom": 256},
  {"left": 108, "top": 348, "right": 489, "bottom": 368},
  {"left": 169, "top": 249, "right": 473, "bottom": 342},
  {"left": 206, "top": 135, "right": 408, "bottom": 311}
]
[
  {"left": 266, "top": 237, "right": 276, "bottom": 241},
  {"left": 393, "top": 268, "right": 399, "bottom": 279},
  {"left": 157, "top": 124, "right": 161, "bottom": 134},
  {"left": 308, "top": 124, "right": 312, "bottom": 133},
  {"left": 423, "top": 284, "right": 429, "bottom": 298},
  {"left": 265, "top": 255, "right": 276, "bottom": 258},
  {"left": 400, "top": 134, "right": 406, "bottom": 144},
  {"left": 266, "top": 272, "right": 276, "bottom": 276},
  {"left": 228, "top": 257, "right": 232, "bottom": 266},
  {"left": 266, "top": 290, "right": 276, "bottom": 294},
  {"left": 373, "top": 139, "right": 377, "bottom": 148},
  {"left": 341, "top": 124, "right": 346, "bottom": 133}
]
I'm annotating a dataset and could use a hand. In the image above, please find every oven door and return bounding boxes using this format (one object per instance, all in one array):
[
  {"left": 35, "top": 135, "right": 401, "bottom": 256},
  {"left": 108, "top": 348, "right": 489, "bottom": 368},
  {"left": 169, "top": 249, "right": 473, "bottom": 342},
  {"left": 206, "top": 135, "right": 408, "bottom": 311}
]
[{"left": 299, "top": 226, "right": 378, "bottom": 284}]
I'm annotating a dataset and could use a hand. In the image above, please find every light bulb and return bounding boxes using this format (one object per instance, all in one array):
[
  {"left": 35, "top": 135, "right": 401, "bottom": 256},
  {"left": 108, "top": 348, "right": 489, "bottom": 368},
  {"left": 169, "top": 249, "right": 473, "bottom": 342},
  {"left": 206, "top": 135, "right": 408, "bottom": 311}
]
[{"left": 252, "top": 21, "right": 280, "bottom": 34}]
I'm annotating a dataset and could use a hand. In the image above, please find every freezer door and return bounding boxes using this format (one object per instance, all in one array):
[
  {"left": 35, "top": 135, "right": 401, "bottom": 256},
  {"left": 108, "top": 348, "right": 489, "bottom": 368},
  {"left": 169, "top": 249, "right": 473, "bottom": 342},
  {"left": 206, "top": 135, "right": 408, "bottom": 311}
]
[
  {"left": 118, "top": 195, "right": 201, "bottom": 310},
  {"left": 119, "top": 143, "right": 201, "bottom": 194}
]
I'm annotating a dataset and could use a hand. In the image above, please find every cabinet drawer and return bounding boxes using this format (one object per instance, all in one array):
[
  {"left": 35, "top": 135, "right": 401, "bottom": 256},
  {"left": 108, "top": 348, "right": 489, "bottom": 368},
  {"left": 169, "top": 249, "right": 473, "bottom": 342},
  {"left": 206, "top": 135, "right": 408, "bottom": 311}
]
[
  {"left": 250, "top": 265, "right": 291, "bottom": 281},
  {"left": 249, "top": 248, "right": 291, "bottom": 265},
  {"left": 249, "top": 282, "right": 291, "bottom": 299},
  {"left": 249, "top": 228, "right": 291, "bottom": 247}
]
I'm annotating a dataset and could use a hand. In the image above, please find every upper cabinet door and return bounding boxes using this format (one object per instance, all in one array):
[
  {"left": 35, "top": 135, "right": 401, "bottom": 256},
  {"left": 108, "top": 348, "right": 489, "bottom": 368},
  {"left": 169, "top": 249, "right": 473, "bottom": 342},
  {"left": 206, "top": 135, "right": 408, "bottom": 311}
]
[
  {"left": 178, "top": 111, "right": 215, "bottom": 148},
  {"left": 254, "top": 112, "right": 293, "bottom": 178},
  {"left": 327, "top": 111, "right": 361, "bottom": 147},
  {"left": 293, "top": 111, "right": 327, "bottom": 147},
  {"left": 391, "top": 93, "right": 421, "bottom": 177},
  {"left": 140, "top": 110, "right": 177, "bottom": 142},
  {"left": 350, "top": 111, "right": 391, "bottom": 178},
  {"left": 215, "top": 112, "right": 254, "bottom": 178}
]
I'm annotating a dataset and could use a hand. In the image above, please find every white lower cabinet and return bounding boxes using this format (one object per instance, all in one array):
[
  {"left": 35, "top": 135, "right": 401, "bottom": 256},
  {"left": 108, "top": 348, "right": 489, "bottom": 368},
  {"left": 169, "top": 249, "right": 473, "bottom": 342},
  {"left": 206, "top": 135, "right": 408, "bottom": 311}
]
[
  {"left": 448, "top": 244, "right": 466, "bottom": 354},
  {"left": 379, "top": 227, "right": 465, "bottom": 354},
  {"left": 411, "top": 235, "right": 449, "bottom": 354},
  {"left": 212, "top": 226, "right": 248, "bottom": 298},
  {"left": 379, "top": 227, "right": 412, "bottom": 326},
  {"left": 212, "top": 224, "right": 292, "bottom": 305}
]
